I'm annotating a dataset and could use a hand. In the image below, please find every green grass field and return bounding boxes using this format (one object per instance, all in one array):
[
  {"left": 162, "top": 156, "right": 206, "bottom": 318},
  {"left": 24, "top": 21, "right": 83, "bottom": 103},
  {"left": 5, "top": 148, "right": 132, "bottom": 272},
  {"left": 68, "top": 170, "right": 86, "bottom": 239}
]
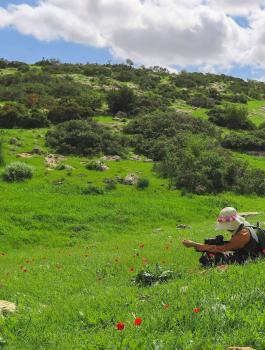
[
  {"left": 0, "top": 129, "right": 265, "bottom": 349},
  {"left": 247, "top": 100, "right": 265, "bottom": 126}
]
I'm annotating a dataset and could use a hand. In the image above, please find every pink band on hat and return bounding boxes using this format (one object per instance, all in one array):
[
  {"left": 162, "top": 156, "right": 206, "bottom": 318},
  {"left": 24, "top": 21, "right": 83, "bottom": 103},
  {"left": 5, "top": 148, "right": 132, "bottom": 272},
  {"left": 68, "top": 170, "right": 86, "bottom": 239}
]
[{"left": 217, "top": 214, "right": 237, "bottom": 223}]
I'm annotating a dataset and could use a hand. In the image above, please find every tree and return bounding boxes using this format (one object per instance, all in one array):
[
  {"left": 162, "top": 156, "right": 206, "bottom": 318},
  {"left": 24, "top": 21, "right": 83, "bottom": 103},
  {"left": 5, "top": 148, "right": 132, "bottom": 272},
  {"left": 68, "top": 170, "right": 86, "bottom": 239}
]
[
  {"left": 126, "top": 59, "right": 134, "bottom": 67},
  {"left": 47, "top": 100, "right": 92, "bottom": 124},
  {"left": 107, "top": 87, "right": 135, "bottom": 115}
]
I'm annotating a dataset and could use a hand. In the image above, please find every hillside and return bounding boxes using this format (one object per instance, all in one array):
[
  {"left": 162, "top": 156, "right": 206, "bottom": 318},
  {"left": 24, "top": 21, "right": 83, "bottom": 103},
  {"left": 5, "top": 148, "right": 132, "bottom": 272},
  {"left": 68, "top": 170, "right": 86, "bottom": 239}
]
[{"left": 0, "top": 59, "right": 265, "bottom": 349}]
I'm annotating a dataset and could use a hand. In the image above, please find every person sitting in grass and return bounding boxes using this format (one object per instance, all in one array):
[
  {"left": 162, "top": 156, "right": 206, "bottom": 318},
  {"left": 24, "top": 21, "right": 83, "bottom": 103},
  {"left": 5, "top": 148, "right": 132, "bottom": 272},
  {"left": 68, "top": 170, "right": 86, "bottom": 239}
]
[{"left": 182, "top": 207, "right": 265, "bottom": 265}]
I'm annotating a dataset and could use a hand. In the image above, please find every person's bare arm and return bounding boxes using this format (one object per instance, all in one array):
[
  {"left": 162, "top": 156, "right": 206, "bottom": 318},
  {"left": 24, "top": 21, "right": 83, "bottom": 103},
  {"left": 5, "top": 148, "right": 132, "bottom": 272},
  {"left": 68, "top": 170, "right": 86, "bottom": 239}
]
[{"left": 182, "top": 229, "right": 250, "bottom": 253}]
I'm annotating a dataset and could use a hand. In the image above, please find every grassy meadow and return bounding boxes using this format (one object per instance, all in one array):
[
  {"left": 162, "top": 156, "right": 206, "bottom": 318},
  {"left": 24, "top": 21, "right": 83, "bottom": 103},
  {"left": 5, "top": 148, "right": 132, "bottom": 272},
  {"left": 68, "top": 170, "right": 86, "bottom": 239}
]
[{"left": 0, "top": 127, "right": 264, "bottom": 349}]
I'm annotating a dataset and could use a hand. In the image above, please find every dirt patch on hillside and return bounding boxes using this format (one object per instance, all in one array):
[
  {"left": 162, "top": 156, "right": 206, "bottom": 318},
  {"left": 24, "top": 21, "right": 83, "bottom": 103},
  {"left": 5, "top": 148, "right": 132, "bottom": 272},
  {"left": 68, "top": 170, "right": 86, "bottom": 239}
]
[{"left": 45, "top": 154, "right": 66, "bottom": 168}]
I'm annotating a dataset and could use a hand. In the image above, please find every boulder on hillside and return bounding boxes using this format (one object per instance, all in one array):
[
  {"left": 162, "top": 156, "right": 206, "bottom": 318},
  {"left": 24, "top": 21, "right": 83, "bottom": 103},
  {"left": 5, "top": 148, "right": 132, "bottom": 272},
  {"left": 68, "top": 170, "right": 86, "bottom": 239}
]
[
  {"left": 16, "top": 153, "right": 33, "bottom": 158},
  {"left": 31, "top": 147, "right": 43, "bottom": 155},
  {"left": 130, "top": 154, "right": 142, "bottom": 161},
  {"left": 86, "top": 160, "right": 109, "bottom": 171},
  {"left": 9, "top": 137, "right": 18, "bottom": 145},
  {"left": 123, "top": 173, "right": 139, "bottom": 185},
  {"left": 0, "top": 300, "right": 16, "bottom": 314},
  {"left": 45, "top": 154, "right": 66, "bottom": 168},
  {"left": 102, "top": 155, "right": 121, "bottom": 162},
  {"left": 116, "top": 111, "right": 127, "bottom": 119},
  {"left": 176, "top": 224, "right": 191, "bottom": 230}
]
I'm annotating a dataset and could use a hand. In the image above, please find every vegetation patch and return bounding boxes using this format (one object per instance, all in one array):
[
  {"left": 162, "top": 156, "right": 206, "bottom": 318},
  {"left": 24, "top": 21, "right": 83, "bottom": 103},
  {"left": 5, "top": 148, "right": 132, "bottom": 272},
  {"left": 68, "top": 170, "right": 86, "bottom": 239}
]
[{"left": 3, "top": 161, "right": 33, "bottom": 182}]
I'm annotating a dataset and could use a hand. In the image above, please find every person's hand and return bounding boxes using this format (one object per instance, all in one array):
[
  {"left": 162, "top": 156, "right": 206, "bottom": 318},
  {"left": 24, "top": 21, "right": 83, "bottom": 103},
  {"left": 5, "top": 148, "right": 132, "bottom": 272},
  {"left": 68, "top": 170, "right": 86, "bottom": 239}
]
[{"left": 182, "top": 240, "right": 195, "bottom": 248}]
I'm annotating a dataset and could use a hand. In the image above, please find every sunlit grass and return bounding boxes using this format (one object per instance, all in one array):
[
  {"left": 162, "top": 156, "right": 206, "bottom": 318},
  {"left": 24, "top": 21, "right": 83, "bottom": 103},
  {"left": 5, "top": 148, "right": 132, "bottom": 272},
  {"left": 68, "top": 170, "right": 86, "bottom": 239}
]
[{"left": 0, "top": 129, "right": 265, "bottom": 349}]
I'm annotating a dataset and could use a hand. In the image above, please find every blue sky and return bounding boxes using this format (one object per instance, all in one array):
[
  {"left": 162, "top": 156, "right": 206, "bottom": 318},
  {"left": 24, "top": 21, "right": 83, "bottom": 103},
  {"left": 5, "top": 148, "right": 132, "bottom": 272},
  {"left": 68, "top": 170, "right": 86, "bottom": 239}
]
[
  {"left": 1, "top": 0, "right": 265, "bottom": 81},
  {"left": 0, "top": 0, "right": 116, "bottom": 64},
  {"left": 0, "top": 27, "right": 116, "bottom": 64}
]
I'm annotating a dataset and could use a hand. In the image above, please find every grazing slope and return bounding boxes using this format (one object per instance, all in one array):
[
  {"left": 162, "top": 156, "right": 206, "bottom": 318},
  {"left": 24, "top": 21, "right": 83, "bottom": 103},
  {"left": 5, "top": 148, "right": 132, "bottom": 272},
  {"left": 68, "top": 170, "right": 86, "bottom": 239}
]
[{"left": 0, "top": 60, "right": 265, "bottom": 349}]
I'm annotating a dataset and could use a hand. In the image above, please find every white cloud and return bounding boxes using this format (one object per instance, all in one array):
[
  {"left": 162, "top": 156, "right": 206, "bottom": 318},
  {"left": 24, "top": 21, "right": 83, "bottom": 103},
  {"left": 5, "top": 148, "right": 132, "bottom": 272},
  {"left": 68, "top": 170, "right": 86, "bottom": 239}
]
[
  {"left": 208, "top": 0, "right": 265, "bottom": 16},
  {"left": 0, "top": 0, "right": 265, "bottom": 71}
]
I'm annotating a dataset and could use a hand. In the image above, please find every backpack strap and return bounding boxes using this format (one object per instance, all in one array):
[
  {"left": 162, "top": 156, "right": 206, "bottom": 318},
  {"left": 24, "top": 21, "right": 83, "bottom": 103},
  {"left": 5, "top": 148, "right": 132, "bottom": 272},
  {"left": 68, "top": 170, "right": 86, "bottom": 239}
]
[{"left": 244, "top": 226, "right": 259, "bottom": 244}]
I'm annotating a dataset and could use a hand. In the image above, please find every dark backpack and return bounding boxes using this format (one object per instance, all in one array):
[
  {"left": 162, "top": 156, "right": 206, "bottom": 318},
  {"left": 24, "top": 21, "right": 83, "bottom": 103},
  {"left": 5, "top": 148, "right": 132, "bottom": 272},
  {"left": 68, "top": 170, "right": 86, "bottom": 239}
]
[{"left": 246, "top": 223, "right": 265, "bottom": 253}]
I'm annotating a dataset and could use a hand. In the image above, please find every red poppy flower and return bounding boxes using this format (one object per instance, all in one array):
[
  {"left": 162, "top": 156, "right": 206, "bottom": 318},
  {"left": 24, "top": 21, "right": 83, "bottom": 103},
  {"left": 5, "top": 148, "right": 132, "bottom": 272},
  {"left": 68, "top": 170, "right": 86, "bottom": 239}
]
[
  {"left": 193, "top": 307, "right": 200, "bottom": 313},
  {"left": 129, "top": 267, "right": 135, "bottom": 272},
  {"left": 117, "top": 322, "right": 125, "bottom": 331},
  {"left": 163, "top": 304, "right": 170, "bottom": 309},
  {"left": 262, "top": 249, "right": 265, "bottom": 255},
  {"left": 134, "top": 318, "right": 142, "bottom": 326},
  {"left": 142, "top": 257, "right": 148, "bottom": 265}
]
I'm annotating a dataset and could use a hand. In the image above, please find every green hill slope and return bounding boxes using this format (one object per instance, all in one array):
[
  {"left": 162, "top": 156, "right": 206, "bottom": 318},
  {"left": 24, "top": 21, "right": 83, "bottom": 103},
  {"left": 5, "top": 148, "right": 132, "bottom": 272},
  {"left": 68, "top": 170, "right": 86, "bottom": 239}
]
[{"left": 0, "top": 59, "right": 265, "bottom": 349}]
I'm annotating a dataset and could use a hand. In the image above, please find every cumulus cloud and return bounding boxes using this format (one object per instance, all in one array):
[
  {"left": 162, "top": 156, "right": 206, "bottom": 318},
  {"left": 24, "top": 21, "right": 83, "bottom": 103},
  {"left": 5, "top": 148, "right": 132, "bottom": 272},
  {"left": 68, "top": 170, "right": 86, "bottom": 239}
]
[
  {"left": 208, "top": 0, "right": 265, "bottom": 16},
  {"left": 0, "top": 0, "right": 265, "bottom": 70}
]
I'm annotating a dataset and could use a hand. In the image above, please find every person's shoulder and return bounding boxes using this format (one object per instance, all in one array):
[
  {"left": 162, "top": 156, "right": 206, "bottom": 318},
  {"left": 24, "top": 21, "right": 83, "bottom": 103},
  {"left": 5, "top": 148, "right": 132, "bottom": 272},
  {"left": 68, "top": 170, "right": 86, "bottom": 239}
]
[{"left": 238, "top": 227, "right": 251, "bottom": 236}]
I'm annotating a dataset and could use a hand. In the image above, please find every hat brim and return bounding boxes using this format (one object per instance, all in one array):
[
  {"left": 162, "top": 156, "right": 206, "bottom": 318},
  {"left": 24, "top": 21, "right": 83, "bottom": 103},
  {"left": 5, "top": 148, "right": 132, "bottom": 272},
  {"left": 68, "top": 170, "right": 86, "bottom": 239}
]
[{"left": 215, "top": 215, "right": 250, "bottom": 231}]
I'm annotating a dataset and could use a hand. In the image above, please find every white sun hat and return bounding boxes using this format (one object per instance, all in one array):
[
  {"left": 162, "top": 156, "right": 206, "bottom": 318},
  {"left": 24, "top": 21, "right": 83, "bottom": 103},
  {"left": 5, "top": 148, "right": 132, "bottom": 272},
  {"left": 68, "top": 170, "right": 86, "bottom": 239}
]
[{"left": 216, "top": 207, "right": 250, "bottom": 231}]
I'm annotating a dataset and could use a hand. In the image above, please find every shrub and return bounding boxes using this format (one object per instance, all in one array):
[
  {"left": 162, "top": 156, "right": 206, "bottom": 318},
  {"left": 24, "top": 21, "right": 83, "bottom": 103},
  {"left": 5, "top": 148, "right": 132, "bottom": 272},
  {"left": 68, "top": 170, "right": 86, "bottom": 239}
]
[
  {"left": 107, "top": 87, "right": 135, "bottom": 115},
  {"left": 124, "top": 111, "right": 219, "bottom": 160},
  {"left": 187, "top": 95, "right": 215, "bottom": 108},
  {"left": 20, "top": 109, "right": 50, "bottom": 128},
  {"left": 82, "top": 185, "right": 104, "bottom": 195},
  {"left": 208, "top": 105, "right": 254, "bottom": 130},
  {"left": 155, "top": 133, "right": 246, "bottom": 194},
  {"left": 222, "top": 132, "right": 265, "bottom": 151},
  {"left": 47, "top": 100, "right": 92, "bottom": 124},
  {"left": 3, "top": 162, "right": 33, "bottom": 182},
  {"left": 46, "top": 120, "right": 126, "bottom": 157},
  {"left": 223, "top": 93, "right": 248, "bottom": 104},
  {"left": 0, "top": 103, "right": 49, "bottom": 129},
  {"left": 0, "top": 103, "right": 27, "bottom": 128},
  {"left": 137, "top": 178, "right": 149, "bottom": 190},
  {"left": 86, "top": 160, "right": 109, "bottom": 171},
  {"left": 0, "top": 138, "right": 4, "bottom": 166},
  {"left": 104, "top": 178, "right": 117, "bottom": 191}
]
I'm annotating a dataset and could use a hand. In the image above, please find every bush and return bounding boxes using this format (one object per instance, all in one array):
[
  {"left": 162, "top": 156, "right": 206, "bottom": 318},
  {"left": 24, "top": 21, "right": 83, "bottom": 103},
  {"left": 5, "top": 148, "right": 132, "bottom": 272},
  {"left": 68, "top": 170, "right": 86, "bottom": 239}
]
[
  {"left": 104, "top": 178, "right": 117, "bottom": 191},
  {"left": 107, "top": 87, "right": 135, "bottom": 115},
  {"left": 47, "top": 100, "right": 92, "bottom": 124},
  {"left": 46, "top": 120, "right": 126, "bottom": 157},
  {"left": 0, "top": 103, "right": 49, "bottom": 129},
  {"left": 155, "top": 134, "right": 244, "bottom": 194},
  {"left": 3, "top": 162, "right": 33, "bottom": 182},
  {"left": 223, "top": 94, "right": 248, "bottom": 104},
  {"left": 86, "top": 160, "right": 109, "bottom": 171},
  {"left": 124, "top": 111, "right": 219, "bottom": 160},
  {"left": 208, "top": 105, "right": 254, "bottom": 130},
  {"left": 20, "top": 109, "right": 50, "bottom": 128},
  {"left": 221, "top": 132, "right": 265, "bottom": 151},
  {"left": 0, "top": 103, "right": 27, "bottom": 128},
  {"left": 187, "top": 95, "right": 215, "bottom": 108},
  {"left": 0, "top": 138, "right": 4, "bottom": 166},
  {"left": 82, "top": 185, "right": 104, "bottom": 195},
  {"left": 137, "top": 178, "right": 149, "bottom": 190}
]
